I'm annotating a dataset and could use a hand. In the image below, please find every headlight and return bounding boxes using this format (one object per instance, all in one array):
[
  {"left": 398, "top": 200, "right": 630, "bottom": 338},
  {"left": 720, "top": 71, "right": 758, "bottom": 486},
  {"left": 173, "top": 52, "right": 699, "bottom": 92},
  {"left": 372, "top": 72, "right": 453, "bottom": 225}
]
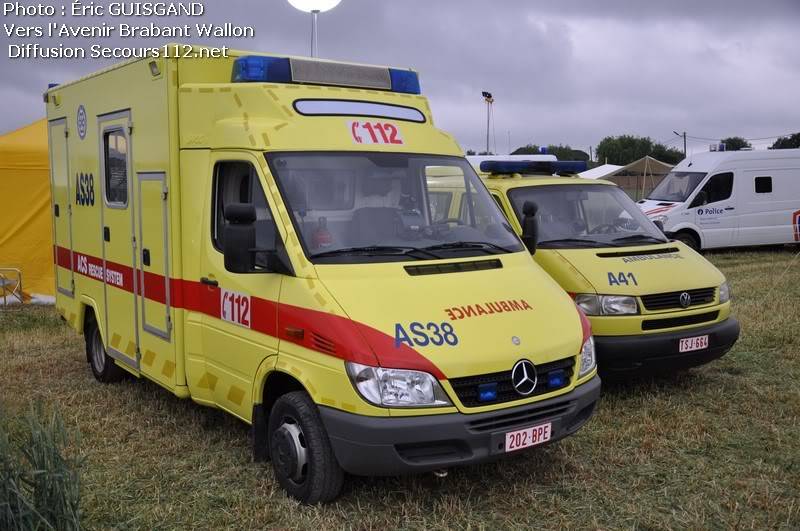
[
  {"left": 719, "top": 281, "right": 730, "bottom": 303},
  {"left": 345, "top": 362, "right": 451, "bottom": 408},
  {"left": 578, "top": 336, "right": 596, "bottom": 377},
  {"left": 652, "top": 214, "right": 669, "bottom": 224},
  {"left": 575, "top": 294, "right": 638, "bottom": 315}
]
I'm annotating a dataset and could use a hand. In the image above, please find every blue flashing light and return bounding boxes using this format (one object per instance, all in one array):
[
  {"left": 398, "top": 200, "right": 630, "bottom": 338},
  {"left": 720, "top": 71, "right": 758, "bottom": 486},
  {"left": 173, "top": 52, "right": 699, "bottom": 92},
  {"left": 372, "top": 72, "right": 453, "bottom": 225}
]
[
  {"left": 547, "top": 369, "right": 567, "bottom": 389},
  {"left": 48, "top": 83, "right": 59, "bottom": 89},
  {"left": 480, "top": 160, "right": 588, "bottom": 175},
  {"left": 389, "top": 69, "right": 421, "bottom": 94},
  {"left": 539, "top": 146, "right": 548, "bottom": 154},
  {"left": 232, "top": 55, "right": 291, "bottom": 83},
  {"left": 477, "top": 382, "right": 498, "bottom": 402}
]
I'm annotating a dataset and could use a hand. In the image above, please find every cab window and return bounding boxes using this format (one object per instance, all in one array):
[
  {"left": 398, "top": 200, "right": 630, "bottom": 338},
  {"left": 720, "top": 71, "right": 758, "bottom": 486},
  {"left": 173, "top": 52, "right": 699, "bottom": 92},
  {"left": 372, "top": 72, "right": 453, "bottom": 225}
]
[
  {"left": 103, "top": 130, "right": 128, "bottom": 206},
  {"left": 692, "top": 172, "right": 733, "bottom": 206},
  {"left": 428, "top": 191, "right": 453, "bottom": 222},
  {"left": 212, "top": 161, "right": 277, "bottom": 254}
]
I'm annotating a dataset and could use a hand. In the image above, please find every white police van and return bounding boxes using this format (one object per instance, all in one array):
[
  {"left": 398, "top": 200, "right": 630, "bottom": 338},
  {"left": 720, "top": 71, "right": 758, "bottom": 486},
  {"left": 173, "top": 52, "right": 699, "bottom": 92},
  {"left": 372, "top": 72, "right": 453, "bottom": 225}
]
[{"left": 638, "top": 148, "right": 800, "bottom": 250}]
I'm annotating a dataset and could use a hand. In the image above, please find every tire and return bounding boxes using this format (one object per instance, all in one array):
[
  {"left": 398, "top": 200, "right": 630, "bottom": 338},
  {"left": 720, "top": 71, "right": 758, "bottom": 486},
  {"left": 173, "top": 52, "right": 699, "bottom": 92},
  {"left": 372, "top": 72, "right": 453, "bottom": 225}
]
[
  {"left": 674, "top": 231, "right": 700, "bottom": 251},
  {"left": 268, "top": 391, "right": 344, "bottom": 504},
  {"left": 84, "top": 315, "right": 125, "bottom": 383}
]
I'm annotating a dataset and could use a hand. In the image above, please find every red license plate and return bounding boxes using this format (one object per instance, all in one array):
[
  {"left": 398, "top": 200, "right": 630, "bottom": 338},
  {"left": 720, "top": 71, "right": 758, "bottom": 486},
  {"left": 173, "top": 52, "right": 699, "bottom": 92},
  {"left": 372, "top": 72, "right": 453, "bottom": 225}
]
[
  {"left": 679, "top": 334, "right": 709, "bottom": 352},
  {"left": 504, "top": 423, "right": 552, "bottom": 452}
]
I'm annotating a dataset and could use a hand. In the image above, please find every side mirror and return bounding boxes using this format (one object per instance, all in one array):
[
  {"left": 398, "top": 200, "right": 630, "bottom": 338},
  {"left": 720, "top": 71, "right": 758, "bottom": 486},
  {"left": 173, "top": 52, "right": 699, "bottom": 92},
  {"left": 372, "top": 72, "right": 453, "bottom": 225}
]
[
  {"left": 521, "top": 200, "right": 539, "bottom": 254},
  {"left": 223, "top": 203, "right": 256, "bottom": 273},
  {"left": 653, "top": 219, "right": 665, "bottom": 233}
]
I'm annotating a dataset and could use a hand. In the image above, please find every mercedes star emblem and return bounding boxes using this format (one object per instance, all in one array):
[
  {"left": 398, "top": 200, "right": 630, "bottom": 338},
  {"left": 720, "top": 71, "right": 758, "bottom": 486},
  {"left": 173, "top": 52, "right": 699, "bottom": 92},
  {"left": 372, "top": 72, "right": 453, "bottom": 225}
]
[{"left": 511, "top": 359, "right": 537, "bottom": 396}]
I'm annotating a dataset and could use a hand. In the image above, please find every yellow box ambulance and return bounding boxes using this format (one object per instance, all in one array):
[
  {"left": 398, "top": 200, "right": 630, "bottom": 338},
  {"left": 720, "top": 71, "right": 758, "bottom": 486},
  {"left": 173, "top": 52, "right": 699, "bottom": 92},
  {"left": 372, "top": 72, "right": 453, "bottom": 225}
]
[
  {"left": 45, "top": 46, "right": 600, "bottom": 503},
  {"left": 463, "top": 159, "right": 740, "bottom": 377}
]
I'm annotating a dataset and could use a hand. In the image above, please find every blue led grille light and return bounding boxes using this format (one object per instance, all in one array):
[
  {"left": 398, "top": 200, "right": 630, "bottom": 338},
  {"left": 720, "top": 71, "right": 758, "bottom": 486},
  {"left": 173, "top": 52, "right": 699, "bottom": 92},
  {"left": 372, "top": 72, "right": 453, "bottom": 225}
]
[
  {"left": 231, "top": 56, "right": 292, "bottom": 83},
  {"left": 480, "top": 160, "right": 588, "bottom": 175},
  {"left": 547, "top": 369, "right": 567, "bottom": 389},
  {"left": 477, "top": 382, "right": 498, "bottom": 402},
  {"left": 389, "top": 69, "right": 421, "bottom": 94}
]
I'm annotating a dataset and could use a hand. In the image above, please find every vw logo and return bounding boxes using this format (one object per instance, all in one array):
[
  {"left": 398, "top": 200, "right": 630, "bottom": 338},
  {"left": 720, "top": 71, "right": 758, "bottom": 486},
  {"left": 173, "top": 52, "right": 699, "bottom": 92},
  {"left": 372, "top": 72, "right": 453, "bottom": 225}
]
[
  {"left": 511, "top": 359, "right": 537, "bottom": 396},
  {"left": 77, "top": 105, "right": 87, "bottom": 140},
  {"left": 679, "top": 292, "right": 692, "bottom": 308}
]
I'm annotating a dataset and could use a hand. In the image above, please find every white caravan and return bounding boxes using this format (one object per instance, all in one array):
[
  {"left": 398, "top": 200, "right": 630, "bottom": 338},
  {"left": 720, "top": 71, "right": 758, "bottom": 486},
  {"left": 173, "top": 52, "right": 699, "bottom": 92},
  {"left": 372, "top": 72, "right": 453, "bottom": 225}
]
[{"left": 638, "top": 149, "right": 800, "bottom": 250}]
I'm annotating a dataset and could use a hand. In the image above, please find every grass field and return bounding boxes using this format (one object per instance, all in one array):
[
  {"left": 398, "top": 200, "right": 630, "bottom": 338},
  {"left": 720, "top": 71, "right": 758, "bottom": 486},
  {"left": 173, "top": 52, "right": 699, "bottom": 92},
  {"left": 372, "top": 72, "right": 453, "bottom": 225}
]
[{"left": 1, "top": 248, "right": 799, "bottom": 529}]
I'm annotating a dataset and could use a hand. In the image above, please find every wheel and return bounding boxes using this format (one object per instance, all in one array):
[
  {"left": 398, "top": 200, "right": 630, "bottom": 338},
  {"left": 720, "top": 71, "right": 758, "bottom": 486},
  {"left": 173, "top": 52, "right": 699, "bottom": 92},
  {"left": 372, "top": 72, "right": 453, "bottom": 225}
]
[
  {"left": 84, "top": 316, "right": 125, "bottom": 383},
  {"left": 268, "top": 391, "right": 344, "bottom": 504},
  {"left": 674, "top": 232, "right": 700, "bottom": 251}
]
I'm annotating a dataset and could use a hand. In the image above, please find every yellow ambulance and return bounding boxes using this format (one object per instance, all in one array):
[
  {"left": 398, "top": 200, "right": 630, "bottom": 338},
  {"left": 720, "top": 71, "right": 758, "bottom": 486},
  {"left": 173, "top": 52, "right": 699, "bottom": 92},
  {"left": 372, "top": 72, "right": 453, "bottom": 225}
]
[
  {"left": 45, "top": 46, "right": 600, "bottom": 503},
  {"left": 465, "top": 159, "right": 740, "bottom": 377}
]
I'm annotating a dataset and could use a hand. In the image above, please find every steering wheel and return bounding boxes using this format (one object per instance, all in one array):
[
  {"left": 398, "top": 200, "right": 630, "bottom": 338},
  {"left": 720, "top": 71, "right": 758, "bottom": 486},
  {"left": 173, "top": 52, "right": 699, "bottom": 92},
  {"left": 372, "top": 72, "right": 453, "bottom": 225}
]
[{"left": 588, "top": 223, "right": 617, "bottom": 235}]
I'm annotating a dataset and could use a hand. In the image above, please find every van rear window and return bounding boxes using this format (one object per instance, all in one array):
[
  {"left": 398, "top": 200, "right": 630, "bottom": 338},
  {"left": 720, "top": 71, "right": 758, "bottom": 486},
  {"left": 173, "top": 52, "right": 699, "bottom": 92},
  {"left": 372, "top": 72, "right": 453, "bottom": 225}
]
[{"left": 754, "top": 176, "right": 772, "bottom": 194}]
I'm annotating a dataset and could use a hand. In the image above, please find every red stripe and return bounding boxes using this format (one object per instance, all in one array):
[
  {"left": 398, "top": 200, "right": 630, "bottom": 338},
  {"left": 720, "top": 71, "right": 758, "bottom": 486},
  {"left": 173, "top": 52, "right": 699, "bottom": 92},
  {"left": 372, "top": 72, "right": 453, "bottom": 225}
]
[
  {"left": 53, "top": 245, "right": 444, "bottom": 378},
  {"left": 644, "top": 206, "right": 673, "bottom": 216}
]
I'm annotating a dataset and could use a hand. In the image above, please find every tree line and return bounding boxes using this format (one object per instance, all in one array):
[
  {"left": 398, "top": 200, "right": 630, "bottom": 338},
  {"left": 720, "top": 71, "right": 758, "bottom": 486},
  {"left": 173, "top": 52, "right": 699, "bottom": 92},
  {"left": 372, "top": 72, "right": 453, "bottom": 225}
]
[{"left": 466, "top": 133, "right": 800, "bottom": 166}]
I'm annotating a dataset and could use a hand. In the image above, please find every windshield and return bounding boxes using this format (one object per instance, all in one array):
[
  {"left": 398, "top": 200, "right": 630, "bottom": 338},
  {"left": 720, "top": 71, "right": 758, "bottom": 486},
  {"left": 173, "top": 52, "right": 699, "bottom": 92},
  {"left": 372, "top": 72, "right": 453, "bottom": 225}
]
[
  {"left": 647, "top": 171, "right": 707, "bottom": 202},
  {"left": 266, "top": 153, "right": 523, "bottom": 263},
  {"left": 507, "top": 184, "right": 668, "bottom": 248}
]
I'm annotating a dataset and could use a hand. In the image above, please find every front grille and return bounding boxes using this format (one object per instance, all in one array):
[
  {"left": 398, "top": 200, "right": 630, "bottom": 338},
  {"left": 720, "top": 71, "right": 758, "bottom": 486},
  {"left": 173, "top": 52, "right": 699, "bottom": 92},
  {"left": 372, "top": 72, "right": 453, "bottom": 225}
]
[
  {"left": 640, "top": 287, "right": 716, "bottom": 311},
  {"left": 467, "top": 399, "right": 574, "bottom": 433},
  {"left": 450, "top": 357, "right": 574, "bottom": 408},
  {"left": 641, "top": 310, "right": 719, "bottom": 330}
]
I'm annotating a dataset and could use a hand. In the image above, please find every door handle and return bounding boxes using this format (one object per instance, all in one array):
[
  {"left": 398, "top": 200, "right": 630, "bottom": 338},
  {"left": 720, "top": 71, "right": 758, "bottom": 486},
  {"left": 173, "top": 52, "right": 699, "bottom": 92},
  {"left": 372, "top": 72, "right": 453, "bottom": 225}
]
[
  {"left": 200, "top": 277, "right": 218, "bottom": 287},
  {"left": 104, "top": 226, "right": 110, "bottom": 242},
  {"left": 142, "top": 248, "right": 151, "bottom": 267},
  {"left": 724, "top": 207, "right": 735, "bottom": 211},
  {"left": 54, "top": 204, "right": 60, "bottom": 217}
]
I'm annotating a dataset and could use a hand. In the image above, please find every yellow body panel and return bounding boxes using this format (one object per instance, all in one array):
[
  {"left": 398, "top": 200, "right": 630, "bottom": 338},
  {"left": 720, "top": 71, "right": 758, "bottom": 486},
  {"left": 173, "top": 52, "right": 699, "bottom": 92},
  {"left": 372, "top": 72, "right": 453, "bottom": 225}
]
[{"left": 46, "top": 47, "right": 594, "bottom": 429}]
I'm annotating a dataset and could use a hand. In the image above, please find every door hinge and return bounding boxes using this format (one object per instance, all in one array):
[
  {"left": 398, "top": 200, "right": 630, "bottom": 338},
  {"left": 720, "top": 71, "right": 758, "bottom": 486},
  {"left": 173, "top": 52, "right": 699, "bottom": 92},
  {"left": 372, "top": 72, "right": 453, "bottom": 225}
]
[
  {"left": 64, "top": 129, "right": 69, "bottom": 138},
  {"left": 67, "top": 204, "right": 72, "bottom": 214},
  {"left": 132, "top": 235, "right": 137, "bottom": 249},
  {"left": 162, "top": 188, "right": 168, "bottom": 200},
  {"left": 128, "top": 124, "right": 134, "bottom": 135},
  {"left": 166, "top": 315, "right": 173, "bottom": 332}
]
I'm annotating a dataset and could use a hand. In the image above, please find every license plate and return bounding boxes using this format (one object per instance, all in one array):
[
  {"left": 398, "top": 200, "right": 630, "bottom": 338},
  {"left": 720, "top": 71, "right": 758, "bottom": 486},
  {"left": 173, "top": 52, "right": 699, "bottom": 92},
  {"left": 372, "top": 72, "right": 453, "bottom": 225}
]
[
  {"left": 504, "top": 423, "right": 552, "bottom": 453},
  {"left": 679, "top": 334, "right": 709, "bottom": 353}
]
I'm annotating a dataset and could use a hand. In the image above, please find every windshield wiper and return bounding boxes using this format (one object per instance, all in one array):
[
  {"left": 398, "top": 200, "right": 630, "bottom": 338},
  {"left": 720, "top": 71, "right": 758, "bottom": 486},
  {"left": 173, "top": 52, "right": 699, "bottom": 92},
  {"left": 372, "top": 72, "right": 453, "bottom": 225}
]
[
  {"left": 309, "top": 245, "right": 440, "bottom": 260},
  {"left": 421, "top": 241, "right": 514, "bottom": 254},
  {"left": 537, "top": 238, "right": 614, "bottom": 248},
  {"left": 612, "top": 234, "right": 668, "bottom": 244}
]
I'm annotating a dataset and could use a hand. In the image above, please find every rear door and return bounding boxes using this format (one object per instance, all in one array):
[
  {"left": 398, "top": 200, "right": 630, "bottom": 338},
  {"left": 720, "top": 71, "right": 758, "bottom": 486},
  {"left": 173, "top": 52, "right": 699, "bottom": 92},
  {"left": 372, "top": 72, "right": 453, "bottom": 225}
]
[
  {"left": 690, "top": 172, "right": 737, "bottom": 248},
  {"left": 98, "top": 111, "right": 139, "bottom": 371},
  {"left": 48, "top": 118, "right": 74, "bottom": 296}
]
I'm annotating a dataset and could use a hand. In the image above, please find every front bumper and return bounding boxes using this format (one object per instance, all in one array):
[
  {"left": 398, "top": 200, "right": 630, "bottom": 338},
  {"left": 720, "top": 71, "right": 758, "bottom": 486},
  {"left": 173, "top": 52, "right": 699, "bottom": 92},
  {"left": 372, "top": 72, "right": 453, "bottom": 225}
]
[
  {"left": 319, "top": 375, "right": 601, "bottom": 476},
  {"left": 595, "top": 317, "right": 740, "bottom": 375}
]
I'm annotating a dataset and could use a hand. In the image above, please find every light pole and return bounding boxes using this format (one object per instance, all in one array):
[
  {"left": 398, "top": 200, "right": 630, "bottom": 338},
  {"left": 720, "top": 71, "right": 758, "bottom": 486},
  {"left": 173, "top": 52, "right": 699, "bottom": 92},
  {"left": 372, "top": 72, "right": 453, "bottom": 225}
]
[
  {"left": 673, "top": 130, "right": 687, "bottom": 156},
  {"left": 287, "top": 0, "right": 342, "bottom": 58},
  {"left": 482, "top": 91, "right": 493, "bottom": 154}
]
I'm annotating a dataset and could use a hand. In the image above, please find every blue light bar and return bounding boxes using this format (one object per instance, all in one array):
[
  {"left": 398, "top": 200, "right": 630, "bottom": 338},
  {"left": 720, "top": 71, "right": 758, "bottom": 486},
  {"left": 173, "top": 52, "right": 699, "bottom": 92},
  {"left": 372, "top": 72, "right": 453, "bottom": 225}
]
[
  {"left": 480, "top": 160, "right": 588, "bottom": 175},
  {"left": 389, "top": 69, "right": 421, "bottom": 94},
  {"left": 232, "top": 56, "right": 291, "bottom": 83}
]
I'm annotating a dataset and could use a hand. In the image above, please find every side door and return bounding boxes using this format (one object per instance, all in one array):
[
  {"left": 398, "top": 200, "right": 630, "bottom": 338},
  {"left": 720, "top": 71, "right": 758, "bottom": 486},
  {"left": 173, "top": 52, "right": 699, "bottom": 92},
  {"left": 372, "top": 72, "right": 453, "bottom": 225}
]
[
  {"left": 98, "top": 112, "right": 139, "bottom": 371},
  {"left": 48, "top": 118, "right": 74, "bottom": 296},
  {"left": 198, "top": 153, "right": 283, "bottom": 420},
  {"left": 135, "top": 171, "right": 176, "bottom": 388},
  {"left": 690, "top": 172, "right": 737, "bottom": 248}
]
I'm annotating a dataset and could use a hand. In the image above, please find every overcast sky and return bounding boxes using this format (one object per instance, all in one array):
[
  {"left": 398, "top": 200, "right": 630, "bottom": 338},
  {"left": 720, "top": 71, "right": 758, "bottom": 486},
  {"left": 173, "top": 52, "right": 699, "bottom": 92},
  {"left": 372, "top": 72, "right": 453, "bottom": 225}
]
[{"left": 2, "top": 0, "right": 798, "bottom": 155}]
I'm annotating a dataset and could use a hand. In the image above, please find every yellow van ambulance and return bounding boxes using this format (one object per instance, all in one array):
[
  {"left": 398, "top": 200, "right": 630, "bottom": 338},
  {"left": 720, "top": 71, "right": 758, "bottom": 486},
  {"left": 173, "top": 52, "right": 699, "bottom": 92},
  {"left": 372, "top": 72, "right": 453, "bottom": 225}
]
[
  {"left": 45, "top": 47, "right": 600, "bottom": 503},
  {"left": 461, "top": 160, "right": 740, "bottom": 376}
]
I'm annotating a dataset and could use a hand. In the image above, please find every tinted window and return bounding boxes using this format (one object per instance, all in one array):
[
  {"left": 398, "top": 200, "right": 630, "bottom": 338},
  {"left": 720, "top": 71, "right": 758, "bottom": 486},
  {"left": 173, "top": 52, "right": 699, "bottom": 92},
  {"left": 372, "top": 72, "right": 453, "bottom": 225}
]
[
  {"left": 212, "top": 161, "right": 277, "bottom": 254},
  {"left": 696, "top": 172, "right": 733, "bottom": 205},
  {"left": 104, "top": 130, "right": 128, "bottom": 205},
  {"left": 755, "top": 176, "right": 772, "bottom": 194},
  {"left": 647, "top": 171, "right": 706, "bottom": 202}
]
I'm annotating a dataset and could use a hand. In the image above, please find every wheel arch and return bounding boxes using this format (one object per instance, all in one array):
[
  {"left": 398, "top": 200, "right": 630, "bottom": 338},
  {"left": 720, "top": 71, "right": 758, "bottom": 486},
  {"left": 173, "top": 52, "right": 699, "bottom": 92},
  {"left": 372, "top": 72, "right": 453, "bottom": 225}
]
[{"left": 252, "top": 367, "right": 307, "bottom": 462}]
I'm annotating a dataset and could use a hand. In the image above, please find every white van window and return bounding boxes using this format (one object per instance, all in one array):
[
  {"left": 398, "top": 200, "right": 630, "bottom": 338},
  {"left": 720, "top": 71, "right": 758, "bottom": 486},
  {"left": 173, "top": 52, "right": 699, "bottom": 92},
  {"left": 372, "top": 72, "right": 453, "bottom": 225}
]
[
  {"left": 754, "top": 176, "right": 772, "bottom": 194},
  {"left": 692, "top": 172, "right": 733, "bottom": 206},
  {"left": 212, "top": 161, "right": 277, "bottom": 253},
  {"left": 647, "top": 171, "right": 706, "bottom": 202}
]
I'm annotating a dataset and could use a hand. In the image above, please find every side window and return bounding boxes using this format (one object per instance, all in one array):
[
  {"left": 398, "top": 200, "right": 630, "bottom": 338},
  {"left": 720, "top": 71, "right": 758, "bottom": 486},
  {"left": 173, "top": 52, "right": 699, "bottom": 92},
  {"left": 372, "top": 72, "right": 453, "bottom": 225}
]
[
  {"left": 428, "top": 191, "right": 453, "bottom": 222},
  {"left": 754, "top": 176, "right": 772, "bottom": 194},
  {"left": 104, "top": 130, "right": 128, "bottom": 205},
  {"left": 212, "top": 161, "right": 277, "bottom": 254},
  {"left": 694, "top": 172, "right": 733, "bottom": 206}
]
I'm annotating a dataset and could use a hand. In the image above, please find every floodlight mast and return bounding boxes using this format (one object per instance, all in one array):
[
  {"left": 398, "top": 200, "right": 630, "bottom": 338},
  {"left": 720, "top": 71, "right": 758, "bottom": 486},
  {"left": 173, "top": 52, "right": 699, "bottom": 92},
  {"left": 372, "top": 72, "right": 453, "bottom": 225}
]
[{"left": 287, "top": 0, "right": 342, "bottom": 58}]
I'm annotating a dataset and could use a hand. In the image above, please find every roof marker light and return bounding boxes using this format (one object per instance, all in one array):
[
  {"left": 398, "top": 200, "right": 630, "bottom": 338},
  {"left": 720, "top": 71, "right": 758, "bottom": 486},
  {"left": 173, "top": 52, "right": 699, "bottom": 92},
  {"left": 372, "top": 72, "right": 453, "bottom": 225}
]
[{"left": 389, "top": 69, "right": 421, "bottom": 95}]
